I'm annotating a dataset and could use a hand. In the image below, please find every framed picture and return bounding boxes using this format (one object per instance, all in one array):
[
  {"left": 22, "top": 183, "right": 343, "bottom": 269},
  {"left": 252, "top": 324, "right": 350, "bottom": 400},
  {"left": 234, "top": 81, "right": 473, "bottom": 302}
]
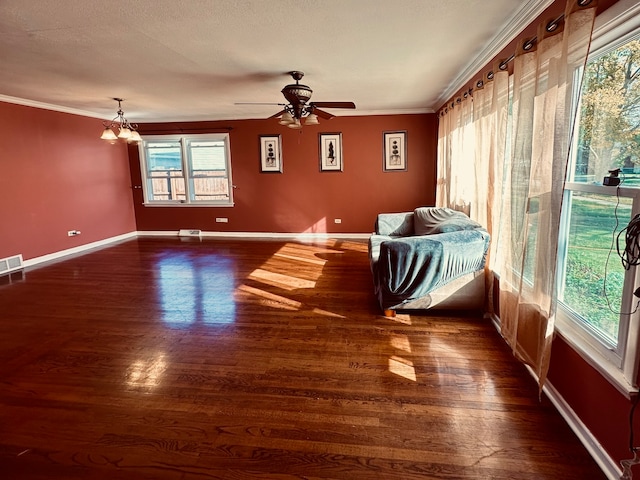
[
  {"left": 383, "top": 131, "right": 407, "bottom": 171},
  {"left": 259, "top": 135, "right": 282, "bottom": 173},
  {"left": 318, "top": 133, "right": 343, "bottom": 172}
]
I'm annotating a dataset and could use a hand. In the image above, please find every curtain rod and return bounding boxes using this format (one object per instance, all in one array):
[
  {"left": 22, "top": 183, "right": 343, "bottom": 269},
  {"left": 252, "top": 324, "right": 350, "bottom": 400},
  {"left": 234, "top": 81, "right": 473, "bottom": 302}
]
[
  {"left": 444, "top": 0, "right": 595, "bottom": 112},
  {"left": 139, "top": 126, "right": 234, "bottom": 134}
]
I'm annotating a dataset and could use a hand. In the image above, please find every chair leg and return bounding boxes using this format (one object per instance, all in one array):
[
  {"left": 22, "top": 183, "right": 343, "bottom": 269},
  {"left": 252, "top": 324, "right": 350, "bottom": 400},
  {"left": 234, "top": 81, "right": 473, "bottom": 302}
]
[{"left": 383, "top": 309, "right": 396, "bottom": 318}]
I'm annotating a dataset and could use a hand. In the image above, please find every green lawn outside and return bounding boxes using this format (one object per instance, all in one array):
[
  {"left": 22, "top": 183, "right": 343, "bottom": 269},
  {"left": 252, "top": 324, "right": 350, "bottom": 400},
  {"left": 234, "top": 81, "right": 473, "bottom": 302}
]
[{"left": 562, "top": 192, "right": 631, "bottom": 344}]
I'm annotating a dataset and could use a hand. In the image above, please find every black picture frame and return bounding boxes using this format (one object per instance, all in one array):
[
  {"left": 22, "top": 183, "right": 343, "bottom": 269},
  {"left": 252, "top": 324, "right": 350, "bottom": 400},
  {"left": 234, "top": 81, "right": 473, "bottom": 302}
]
[
  {"left": 319, "top": 133, "right": 343, "bottom": 172},
  {"left": 383, "top": 131, "right": 407, "bottom": 171},
  {"left": 259, "top": 135, "right": 282, "bottom": 173}
]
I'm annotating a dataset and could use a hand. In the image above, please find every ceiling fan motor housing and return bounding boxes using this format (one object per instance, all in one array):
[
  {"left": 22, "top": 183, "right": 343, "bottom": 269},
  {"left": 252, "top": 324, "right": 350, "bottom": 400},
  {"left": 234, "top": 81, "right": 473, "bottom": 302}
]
[
  {"left": 281, "top": 71, "right": 312, "bottom": 118},
  {"left": 281, "top": 83, "right": 312, "bottom": 104}
]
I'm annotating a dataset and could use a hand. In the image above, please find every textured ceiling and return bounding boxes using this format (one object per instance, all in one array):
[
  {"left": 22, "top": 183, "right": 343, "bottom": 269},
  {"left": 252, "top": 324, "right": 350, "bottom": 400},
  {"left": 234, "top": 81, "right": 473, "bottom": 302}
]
[{"left": 0, "top": 0, "right": 549, "bottom": 122}]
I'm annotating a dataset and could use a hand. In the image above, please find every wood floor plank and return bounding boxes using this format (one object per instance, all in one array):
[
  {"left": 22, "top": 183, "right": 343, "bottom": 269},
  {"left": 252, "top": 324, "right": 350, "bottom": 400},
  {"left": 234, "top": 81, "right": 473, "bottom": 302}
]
[{"left": 0, "top": 237, "right": 607, "bottom": 479}]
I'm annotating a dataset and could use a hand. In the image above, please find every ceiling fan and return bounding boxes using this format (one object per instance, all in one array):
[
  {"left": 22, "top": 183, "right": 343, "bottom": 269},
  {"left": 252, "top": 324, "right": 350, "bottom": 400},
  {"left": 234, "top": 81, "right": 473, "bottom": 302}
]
[{"left": 237, "top": 71, "right": 356, "bottom": 128}]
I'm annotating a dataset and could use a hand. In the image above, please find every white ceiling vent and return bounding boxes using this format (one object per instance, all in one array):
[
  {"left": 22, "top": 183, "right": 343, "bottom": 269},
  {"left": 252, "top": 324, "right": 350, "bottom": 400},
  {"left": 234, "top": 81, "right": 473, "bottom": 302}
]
[
  {"left": 179, "top": 229, "right": 202, "bottom": 237},
  {"left": 0, "top": 254, "right": 24, "bottom": 276}
]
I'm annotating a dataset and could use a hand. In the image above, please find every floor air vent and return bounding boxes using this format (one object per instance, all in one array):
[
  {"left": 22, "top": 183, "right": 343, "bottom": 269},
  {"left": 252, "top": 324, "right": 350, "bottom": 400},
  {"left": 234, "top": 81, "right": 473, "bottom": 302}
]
[
  {"left": 0, "top": 254, "right": 24, "bottom": 276},
  {"left": 179, "top": 229, "right": 202, "bottom": 237}
]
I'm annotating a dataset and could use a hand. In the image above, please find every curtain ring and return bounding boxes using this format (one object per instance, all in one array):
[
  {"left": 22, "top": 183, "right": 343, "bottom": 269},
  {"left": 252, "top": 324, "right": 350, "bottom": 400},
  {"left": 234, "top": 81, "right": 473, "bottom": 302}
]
[
  {"left": 578, "top": 0, "right": 592, "bottom": 6},
  {"left": 523, "top": 38, "right": 536, "bottom": 51},
  {"left": 546, "top": 16, "right": 563, "bottom": 32},
  {"left": 477, "top": 79, "right": 484, "bottom": 88},
  {"left": 487, "top": 71, "right": 494, "bottom": 79}
]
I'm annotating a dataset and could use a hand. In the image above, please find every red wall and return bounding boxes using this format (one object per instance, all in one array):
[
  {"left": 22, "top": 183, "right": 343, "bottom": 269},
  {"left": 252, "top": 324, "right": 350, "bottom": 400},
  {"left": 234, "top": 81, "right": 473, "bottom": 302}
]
[
  {"left": 0, "top": 101, "right": 136, "bottom": 261},
  {"left": 548, "top": 339, "right": 636, "bottom": 467},
  {"left": 131, "top": 114, "right": 436, "bottom": 233}
]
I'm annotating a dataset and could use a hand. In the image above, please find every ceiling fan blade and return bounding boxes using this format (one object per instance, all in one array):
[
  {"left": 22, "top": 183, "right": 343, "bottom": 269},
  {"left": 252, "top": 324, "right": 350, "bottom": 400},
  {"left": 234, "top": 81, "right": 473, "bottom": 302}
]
[
  {"left": 234, "top": 102, "right": 286, "bottom": 106},
  {"left": 310, "top": 101, "right": 356, "bottom": 109},
  {"left": 312, "top": 108, "right": 335, "bottom": 120},
  {"left": 268, "top": 110, "right": 286, "bottom": 119}
]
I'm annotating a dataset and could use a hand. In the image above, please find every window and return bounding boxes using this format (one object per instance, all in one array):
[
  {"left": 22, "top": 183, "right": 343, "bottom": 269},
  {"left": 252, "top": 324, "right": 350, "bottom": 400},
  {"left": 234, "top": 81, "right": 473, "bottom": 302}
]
[
  {"left": 139, "top": 134, "right": 233, "bottom": 206},
  {"left": 556, "top": 4, "right": 640, "bottom": 392}
]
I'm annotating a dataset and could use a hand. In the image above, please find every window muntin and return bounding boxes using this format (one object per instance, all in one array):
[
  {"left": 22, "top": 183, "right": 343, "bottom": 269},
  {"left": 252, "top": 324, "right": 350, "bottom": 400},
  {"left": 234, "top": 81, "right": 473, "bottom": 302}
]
[{"left": 139, "top": 134, "right": 233, "bottom": 206}]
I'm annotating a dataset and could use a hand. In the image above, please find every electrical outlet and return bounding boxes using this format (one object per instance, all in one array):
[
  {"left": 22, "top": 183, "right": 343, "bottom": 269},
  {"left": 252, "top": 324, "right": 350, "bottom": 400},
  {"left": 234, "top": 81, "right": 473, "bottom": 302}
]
[
  {"left": 334, "top": 218, "right": 342, "bottom": 224},
  {"left": 67, "top": 230, "right": 81, "bottom": 236},
  {"left": 216, "top": 218, "right": 229, "bottom": 223}
]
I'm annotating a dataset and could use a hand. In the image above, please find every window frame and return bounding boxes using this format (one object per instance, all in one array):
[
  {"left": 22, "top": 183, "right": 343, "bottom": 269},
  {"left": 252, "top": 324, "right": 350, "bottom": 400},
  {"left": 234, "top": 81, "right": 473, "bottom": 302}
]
[
  {"left": 138, "top": 133, "right": 234, "bottom": 207},
  {"left": 556, "top": 183, "right": 640, "bottom": 392},
  {"left": 555, "top": 0, "right": 640, "bottom": 395}
]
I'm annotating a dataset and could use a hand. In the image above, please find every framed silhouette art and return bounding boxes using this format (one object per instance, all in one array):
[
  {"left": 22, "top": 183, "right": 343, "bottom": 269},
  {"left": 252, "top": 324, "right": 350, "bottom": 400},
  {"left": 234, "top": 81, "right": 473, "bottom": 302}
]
[
  {"left": 259, "top": 135, "right": 282, "bottom": 173},
  {"left": 383, "top": 131, "right": 407, "bottom": 171},
  {"left": 319, "top": 133, "right": 343, "bottom": 172}
]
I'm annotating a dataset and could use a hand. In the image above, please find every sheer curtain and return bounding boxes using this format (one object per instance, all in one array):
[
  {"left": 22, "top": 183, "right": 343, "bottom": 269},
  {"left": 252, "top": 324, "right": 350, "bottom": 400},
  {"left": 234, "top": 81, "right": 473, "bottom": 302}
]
[
  {"left": 437, "top": 93, "right": 475, "bottom": 215},
  {"left": 436, "top": 0, "right": 597, "bottom": 389}
]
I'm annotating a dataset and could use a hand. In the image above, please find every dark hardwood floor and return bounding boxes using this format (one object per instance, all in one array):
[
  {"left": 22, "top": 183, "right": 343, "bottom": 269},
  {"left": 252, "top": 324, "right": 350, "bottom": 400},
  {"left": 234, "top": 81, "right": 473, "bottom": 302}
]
[{"left": 0, "top": 237, "right": 606, "bottom": 479}]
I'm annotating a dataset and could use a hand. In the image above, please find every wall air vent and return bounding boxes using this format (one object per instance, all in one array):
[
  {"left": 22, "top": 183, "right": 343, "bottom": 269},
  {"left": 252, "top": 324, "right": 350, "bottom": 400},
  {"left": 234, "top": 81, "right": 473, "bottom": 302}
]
[
  {"left": 0, "top": 254, "right": 24, "bottom": 276},
  {"left": 178, "top": 229, "right": 202, "bottom": 237}
]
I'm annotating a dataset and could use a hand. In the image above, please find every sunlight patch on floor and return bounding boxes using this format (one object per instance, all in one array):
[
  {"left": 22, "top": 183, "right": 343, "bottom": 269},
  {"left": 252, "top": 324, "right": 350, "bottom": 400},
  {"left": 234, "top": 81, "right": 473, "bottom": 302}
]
[
  {"left": 390, "top": 333, "right": 412, "bottom": 353},
  {"left": 274, "top": 252, "right": 327, "bottom": 266},
  {"left": 236, "top": 284, "right": 302, "bottom": 310},
  {"left": 242, "top": 240, "right": 364, "bottom": 317},
  {"left": 311, "top": 307, "right": 345, "bottom": 318},
  {"left": 248, "top": 268, "right": 316, "bottom": 290},
  {"left": 389, "top": 314, "right": 412, "bottom": 325},
  {"left": 388, "top": 355, "right": 417, "bottom": 382}
]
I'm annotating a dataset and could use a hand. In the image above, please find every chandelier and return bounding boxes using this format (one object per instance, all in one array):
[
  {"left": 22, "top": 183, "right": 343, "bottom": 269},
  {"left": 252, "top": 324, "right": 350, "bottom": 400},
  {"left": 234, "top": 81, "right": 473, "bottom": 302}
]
[{"left": 100, "top": 98, "right": 142, "bottom": 143}]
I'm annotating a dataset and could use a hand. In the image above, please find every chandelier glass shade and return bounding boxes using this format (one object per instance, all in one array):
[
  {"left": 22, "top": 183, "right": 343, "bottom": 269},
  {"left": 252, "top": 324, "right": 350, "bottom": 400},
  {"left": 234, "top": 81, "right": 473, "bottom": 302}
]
[{"left": 100, "top": 98, "right": 141, "bottom": 143}]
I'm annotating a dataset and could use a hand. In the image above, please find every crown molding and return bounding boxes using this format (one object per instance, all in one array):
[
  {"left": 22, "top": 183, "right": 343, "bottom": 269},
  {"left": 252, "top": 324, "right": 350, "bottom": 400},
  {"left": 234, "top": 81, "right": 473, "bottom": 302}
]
[
  {"left": 434, "top": 0, "right": 554, "bottom": 110},
  {"left": 0, "top": 94, "right": 107, "bottom": 120}
]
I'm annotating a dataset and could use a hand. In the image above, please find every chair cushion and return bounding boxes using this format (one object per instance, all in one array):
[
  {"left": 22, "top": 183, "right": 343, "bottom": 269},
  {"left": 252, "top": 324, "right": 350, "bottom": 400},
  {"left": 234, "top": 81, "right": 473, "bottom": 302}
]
[{"left": 413, "top": 207, "right": 481, "bottom": 236}]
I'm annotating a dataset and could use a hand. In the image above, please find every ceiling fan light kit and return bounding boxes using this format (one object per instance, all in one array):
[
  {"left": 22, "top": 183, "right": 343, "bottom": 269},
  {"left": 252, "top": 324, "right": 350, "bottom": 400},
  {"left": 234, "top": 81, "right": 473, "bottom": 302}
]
[{"left": 100, "top": 98, "right": 141, "bottom": 143}]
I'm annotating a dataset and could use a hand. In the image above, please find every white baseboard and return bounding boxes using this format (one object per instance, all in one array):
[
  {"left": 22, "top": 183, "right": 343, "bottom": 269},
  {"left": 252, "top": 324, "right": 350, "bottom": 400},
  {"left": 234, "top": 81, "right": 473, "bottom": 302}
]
[
  {"left": 22, "top": 230, "right": 371, "bottom": 268},
  {"left": 22, "top": 232, "right": 137, "bottom": 268},
  {"left": 136, "top": 230, "right": 372, "bottom": 240},
  {"left": 543, "top": 381, "right": 622, "bottom": 480}
]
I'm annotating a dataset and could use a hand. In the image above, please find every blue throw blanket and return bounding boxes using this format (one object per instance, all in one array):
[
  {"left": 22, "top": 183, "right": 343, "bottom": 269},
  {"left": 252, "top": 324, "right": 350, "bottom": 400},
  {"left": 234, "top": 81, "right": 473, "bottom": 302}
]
[{"left": 369, "top": 229, "right": 490, "bottom": 309}]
